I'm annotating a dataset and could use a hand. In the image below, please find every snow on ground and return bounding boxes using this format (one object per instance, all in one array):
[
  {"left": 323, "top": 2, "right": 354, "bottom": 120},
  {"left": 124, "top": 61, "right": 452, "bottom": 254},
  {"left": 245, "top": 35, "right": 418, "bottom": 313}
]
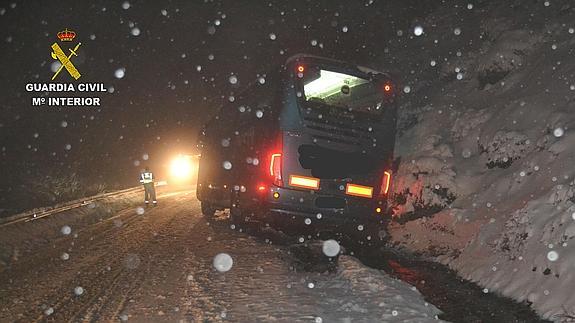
[
  {"left": 0, "top": 188, "right": 443, "bottom": 322},
  {"left": 380, "top": 1, "right": 575, "bottom": 321}
]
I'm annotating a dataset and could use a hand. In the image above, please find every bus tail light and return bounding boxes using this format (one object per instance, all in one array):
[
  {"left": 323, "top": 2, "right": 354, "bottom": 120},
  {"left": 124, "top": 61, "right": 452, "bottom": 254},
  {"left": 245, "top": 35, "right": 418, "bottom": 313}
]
[
  {"left": 380, "top": 171, "right": 391, "bottom": 195},
  {"left": 269, "top": 133, "right": 283, "bottom": 186},
  {"left": 270, "top": 153, "right": 282, "bottom": 186},
  {"left": 289, "top": 175, "right": 320, "bottom": 190},
  {"left": 345, "top": 183, "right": 373, "bottom": 198}
]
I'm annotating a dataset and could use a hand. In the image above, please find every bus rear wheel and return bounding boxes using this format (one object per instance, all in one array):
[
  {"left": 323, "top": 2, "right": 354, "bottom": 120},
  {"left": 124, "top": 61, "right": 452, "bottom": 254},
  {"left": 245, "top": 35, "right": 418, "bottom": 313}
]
[{"left": 201, "top": 201, "right": 216, "bottom": 217}]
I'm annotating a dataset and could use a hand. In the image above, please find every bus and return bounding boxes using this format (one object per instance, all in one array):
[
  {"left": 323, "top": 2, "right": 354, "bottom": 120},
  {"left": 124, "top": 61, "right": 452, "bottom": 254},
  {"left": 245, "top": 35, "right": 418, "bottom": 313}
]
[{"left": 196, "top": 54, "right": 397, "bottom": 241}]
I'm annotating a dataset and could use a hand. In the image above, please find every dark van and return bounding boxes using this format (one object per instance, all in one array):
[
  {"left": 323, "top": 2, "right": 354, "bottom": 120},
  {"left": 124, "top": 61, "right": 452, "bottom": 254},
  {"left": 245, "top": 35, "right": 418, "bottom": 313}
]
[{"left": 197, "top": 54, "right": 397, "bottom": 241}]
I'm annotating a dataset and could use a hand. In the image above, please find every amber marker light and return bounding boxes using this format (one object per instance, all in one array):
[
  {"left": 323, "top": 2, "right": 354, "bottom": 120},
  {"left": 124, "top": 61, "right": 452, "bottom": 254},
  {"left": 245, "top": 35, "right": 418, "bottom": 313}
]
[
  {"left": 345, "top": 183, "right": 373, "bottom": 198},
  {"left": 289, "top": 175, "right": 320, "bottom": 190}
]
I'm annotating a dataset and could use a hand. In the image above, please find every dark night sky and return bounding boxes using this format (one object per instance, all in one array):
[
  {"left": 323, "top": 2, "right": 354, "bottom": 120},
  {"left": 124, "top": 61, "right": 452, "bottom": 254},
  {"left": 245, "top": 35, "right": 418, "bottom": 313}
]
[{"left": 0, "top": 0, "right": 440, "bottom": 210}]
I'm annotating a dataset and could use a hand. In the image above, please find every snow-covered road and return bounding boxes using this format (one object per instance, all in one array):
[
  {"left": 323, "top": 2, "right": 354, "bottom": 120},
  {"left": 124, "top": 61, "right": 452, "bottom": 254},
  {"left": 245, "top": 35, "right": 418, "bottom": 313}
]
[{"left": 0, "top": 188, "right": 443, "bottom": 322}]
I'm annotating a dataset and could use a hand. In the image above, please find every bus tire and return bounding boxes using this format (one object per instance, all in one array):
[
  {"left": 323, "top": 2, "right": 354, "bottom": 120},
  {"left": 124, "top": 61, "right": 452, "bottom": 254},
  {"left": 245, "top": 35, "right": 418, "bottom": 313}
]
[{"left": 201, "top": 201, "right": 216, "bottom": 217}]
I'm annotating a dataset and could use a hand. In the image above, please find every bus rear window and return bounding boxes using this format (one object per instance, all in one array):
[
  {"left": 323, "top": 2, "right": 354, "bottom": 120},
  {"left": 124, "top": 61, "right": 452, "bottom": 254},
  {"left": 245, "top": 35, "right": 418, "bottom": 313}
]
[{"left": 302, "top": 69, "right": 383, "bottom": 115}]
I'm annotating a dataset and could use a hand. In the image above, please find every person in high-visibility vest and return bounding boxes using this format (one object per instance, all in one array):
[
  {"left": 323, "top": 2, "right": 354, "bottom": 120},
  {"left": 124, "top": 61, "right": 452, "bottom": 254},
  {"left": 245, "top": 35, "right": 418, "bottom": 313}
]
[{"left": 140, "top": 167, "right": 157, "bottom": 206}]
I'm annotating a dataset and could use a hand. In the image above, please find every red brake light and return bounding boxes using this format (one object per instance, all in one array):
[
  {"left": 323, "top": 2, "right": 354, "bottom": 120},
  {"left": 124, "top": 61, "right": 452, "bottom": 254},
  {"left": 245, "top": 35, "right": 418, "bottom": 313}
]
[
  {"left": 380, "top": 171, "right": 391, "bottom": 195},
  {"left": 270, "top": 153, "right": 282, "bottom": 186},
  {"left": 269, "top": 134, "right": 283, "bottom": 186},
  {"left": 270, "top": 153, "right": 282, "bottom": 175}
]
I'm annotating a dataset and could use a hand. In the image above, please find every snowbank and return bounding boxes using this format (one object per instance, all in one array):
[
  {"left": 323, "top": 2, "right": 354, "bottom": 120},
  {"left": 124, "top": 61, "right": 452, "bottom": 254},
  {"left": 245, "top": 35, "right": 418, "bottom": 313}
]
[
  {"left": 327, "top": 256, "right": 443, "bottom": 322},
  {"left": 381, "top": 1, "right": 575, "bottom": 320}
]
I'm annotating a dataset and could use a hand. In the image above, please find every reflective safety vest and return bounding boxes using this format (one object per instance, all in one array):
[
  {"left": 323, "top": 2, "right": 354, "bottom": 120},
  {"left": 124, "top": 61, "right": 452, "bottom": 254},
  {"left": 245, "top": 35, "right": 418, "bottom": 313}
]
[{"left": 140, "top": 172, "right": 153, "bottom": 184}]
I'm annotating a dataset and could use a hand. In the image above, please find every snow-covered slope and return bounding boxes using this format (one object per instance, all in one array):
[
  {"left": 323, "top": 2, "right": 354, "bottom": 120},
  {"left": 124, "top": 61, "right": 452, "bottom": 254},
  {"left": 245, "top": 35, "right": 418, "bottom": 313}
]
[{"left": 378, "top": 1, "right": 575, "bottom": 320}]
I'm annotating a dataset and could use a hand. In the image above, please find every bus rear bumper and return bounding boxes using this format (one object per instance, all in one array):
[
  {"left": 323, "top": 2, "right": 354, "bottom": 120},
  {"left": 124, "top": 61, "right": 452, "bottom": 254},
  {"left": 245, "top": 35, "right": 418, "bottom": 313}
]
[{"left": 264, "top": 186, "right": 387, "bottom": 228}]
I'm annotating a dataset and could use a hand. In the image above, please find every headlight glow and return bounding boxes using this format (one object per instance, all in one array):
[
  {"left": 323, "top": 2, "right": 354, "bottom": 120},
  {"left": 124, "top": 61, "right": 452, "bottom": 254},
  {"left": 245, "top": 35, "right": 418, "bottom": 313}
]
[{"left": 170, "top": 156, "right": 192, "bottom": 179}]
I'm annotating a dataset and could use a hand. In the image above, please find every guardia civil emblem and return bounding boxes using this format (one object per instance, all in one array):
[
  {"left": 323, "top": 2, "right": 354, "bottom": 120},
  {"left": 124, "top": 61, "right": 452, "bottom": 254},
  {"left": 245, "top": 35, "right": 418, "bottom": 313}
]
[{"left": 51, "top": 28, "right": 82, "bottom": 80}]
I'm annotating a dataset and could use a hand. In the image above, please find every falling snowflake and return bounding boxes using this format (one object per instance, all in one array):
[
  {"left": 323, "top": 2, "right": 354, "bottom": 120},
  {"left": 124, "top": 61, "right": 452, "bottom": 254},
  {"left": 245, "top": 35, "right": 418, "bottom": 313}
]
[
  {"left": 61, "top": 252, "right": 70, "bottom": 260},
  {"left": 547, "top": 251, "right": 559, "bottom": 262},
  {"left": 61, "top": 225, "right": 72, "bottom": 235},
  {"left": 74, "top": 286, "right": 84, "bottom": 296},
  {"left": 454, "top": 28, "right": 462, "bottom": 35},
  {"left": 114, "top": 68, "right": 126, "bottom": 79},
  {"left": 342, "top": 26, "right": 348, "bottom": 32},
  {"left": 322, "top": 239, "right": 341, "bottom": 257},
  {"left": 136, "top": 207, "right": 145, "bottom": 215},
  {"left": 213, "top": 253, "right": 233, "bottom": 272},
  {"left": 553, "top": 127, "right": 564, "bottom": 137},
  {"left": 413, "top": 25, "right": 423, "bottom": 36},
  {"left": 304, "top": 218, "right": 311, "bottom": 225},
  {"left": 121, "top": 1, "right": 130, "bottom": 9},
  {"left": 50, "top": 61, "right": 62, "bottom": 73},
  {"left": 269, "top": 33, "right": 276, "bottom": 40},
  {"left": 131, "top": 27, "right": 140, "bottom": 36},
  {"left": 124, "top": 253, "right": 141, "bottom": 269}
]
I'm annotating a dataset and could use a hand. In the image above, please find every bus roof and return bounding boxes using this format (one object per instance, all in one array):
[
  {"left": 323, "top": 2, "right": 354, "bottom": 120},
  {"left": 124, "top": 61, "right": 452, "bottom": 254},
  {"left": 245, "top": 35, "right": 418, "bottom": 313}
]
[{"left": 284, "top": 53, "right": 390, "bottom": 78}]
